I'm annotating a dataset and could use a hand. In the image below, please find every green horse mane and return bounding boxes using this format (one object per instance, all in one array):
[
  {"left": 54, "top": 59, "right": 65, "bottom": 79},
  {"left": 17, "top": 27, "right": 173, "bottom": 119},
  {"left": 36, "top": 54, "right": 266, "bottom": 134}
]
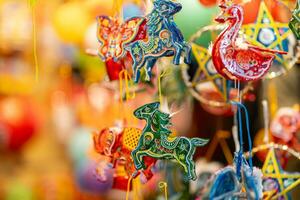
[{"left": 151, "top": 109, "right": 172, "bottom": 136}]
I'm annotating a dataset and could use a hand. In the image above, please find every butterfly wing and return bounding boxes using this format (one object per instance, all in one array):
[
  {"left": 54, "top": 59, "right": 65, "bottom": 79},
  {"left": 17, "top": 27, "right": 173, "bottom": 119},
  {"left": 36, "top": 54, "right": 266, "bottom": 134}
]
[{"left": 96, "top": 16, "right": 113, "bottom": 60}]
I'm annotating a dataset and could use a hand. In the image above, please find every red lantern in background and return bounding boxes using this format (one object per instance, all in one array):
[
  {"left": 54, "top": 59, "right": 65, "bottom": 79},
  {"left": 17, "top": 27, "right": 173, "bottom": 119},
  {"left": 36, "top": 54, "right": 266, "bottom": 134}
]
[
  {"left": 238, "top": 0, "right": 260, "bottom": 24},
  {"left": 0, "top": 97, "right": 39, "bottom": 151},
  {"left": 198, "top": 0, "right": 218, "bottom": 7}
]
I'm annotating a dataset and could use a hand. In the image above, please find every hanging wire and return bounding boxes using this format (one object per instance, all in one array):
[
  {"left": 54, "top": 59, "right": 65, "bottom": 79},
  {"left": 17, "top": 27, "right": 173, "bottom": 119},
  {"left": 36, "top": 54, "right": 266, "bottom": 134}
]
[
  {"left": 29, "top": 0, "right": 39, "bottom": 82},
  {"left": 262, "top": 100, "right": 270, "bottom": 143},
  {"left": 232, "top": 101, "right": 253, "bottom": 171},
  {"left": 126, "top": 175, "right": 134, "bottom": 200}
]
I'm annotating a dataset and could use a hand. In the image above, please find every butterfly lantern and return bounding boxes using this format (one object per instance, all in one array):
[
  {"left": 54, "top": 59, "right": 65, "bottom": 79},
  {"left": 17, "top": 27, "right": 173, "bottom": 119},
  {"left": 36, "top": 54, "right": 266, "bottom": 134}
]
[
  {"left": 289, "top": 0, "right": 300, "bottom": 39},
  {"left": 96, "top": 15, "right": 147, "bottom": 81},
  {"left": 131, "top": 102, "right": 208, "bottom": 180},
  {"left": 125, "top": 0, "right": 191, "bottom": 82},
  {"left": 93, "top": 126, "right": 156, "bottom": 190},
  {"left": 212, "top": 1, "right": 287, "bottom": 81}
]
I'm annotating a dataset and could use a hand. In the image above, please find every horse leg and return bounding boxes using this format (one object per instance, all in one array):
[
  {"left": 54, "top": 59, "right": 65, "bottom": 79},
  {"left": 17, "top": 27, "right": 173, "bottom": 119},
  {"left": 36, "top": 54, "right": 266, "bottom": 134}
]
[
  {"left": 131, "top": 148, "right": 143, "bottom": 170},
  {"left": 135, "top": 151, "right": 147, "bottom": 169},
  {"left": 129, "top": 44, "right": 145, "bottom": 83},
  {"left": 173, "top": 151, "right": 188, "bottom": 173},
  {"left": 185, "top": 142, "right": 197, "bottom": 180},
  {"left": 186, "top": 158, "right": 196, "bottom": 180},
  {"left": 145, "top": 58, "right": 157, "bottom": 81},
  {"left": 173, "top": 43, "right": 182, "bottom": 65},
  {"left": 184, "top": 43, "right": 192, "bottom": 64}
]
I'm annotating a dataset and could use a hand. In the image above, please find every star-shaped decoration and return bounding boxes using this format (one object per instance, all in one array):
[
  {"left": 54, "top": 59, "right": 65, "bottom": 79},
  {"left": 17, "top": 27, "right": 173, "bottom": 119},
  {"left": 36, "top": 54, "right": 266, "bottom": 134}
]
[
  {"left": 242, "top": 2, "right": 293, "bottom": 77},
  {"left": 262, "top": 148, "right": 300, "bottom": 199},
  {"left": 191, "top": 43, "right": 230, "bottom": 101}
]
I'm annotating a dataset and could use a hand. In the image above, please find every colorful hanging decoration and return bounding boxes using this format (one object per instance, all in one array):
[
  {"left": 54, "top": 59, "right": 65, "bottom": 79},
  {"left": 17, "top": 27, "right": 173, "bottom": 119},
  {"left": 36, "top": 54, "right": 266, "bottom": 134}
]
[
  {"left": 93, "top": 127, "right": 156, "bottom": 190},
  {"left": 289, "top": 0, "right": 300, "bottom": 39},
  {"left": 242, "top": 1, "right": 297, "bottom": 79},
  {"left": 182, "top": 25, "right": 254, "bottom": 116},
  {"left": 247, "top": 143, "right": 300, "bottom": 199},
  {"left": 209, "top": 102, "right": 263, "bottom": 200},
  {"left": 131, "top": 102, "right": 208, "bottom": 180},
  {"left": 212, "top": 1, "right": 287, "bottom": 81},
  {"left": 96, "top": 15, "right": 146, "bottom": 81},
  {"left": 126, "top": 0, "right": 191, "bottom": 82},
  {"left": 96, "top": 16, "right": 146, "bottom": 61},
  {"left": 270, "top": 107, "right": 300, "bottom": 152},
  {"left": 261, "top": 148, "right": 300, "bottom": 199}
]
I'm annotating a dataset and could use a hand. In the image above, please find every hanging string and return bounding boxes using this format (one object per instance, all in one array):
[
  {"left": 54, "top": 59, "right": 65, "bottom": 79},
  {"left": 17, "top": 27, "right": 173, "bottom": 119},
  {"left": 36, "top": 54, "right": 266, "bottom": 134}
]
[
  {"left": 157, "top": 66, "right": 171, "bottom": 106},
  {"left": 262, "top": 100, "right": 270, "bottom": 143},
  {"left": 232, "top": 79, "right": 240, "bottom": 152},
  {"left": 112, "top": 0, "right": 123, "bottom": 19},
  {"left": 267, "top": 81, "right": 278, "bottom": 119},
  {"left": 232, "top": 121, "right": 240, "bottom": 152},
  {"left": 29, "top": 0, "right": 39, "bottom": 82},
  {"left": 126, "top": 175, "right": 133, "bottom": 200},
  {"left": 119, "top": 69, "right": 136, "bottom": 102},
  {"left": 119, "top": 69, "right": 136, "bottom": 124},
  {"left": 158, "top": 181, "right": 168, "bottom": 200},
  {"left": 231, "top": 101, "right": 253, "bottom": 171},
  {"left": 237, "top": 103, "right": 244, "bottom": 153}
]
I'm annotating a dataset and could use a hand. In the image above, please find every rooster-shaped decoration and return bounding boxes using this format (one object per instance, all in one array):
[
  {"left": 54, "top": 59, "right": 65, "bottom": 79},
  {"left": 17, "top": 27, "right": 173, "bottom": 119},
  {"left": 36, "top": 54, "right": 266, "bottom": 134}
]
[{"left": 212, "top": 0, "right": 287, "bottom": 81}]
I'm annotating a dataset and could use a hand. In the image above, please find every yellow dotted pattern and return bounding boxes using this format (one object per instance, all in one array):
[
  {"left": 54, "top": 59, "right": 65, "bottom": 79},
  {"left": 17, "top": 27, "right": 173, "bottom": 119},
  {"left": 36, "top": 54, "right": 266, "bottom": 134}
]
[{"left": 123, "top": 127, "right": 142, "bottom": 150}]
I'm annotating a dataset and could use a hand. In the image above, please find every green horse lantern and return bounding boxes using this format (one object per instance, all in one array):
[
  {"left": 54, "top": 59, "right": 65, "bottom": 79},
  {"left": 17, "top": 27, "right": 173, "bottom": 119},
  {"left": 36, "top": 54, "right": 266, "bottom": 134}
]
[{"left": 131, "top": 102, "right": 208, "bottom": 180}]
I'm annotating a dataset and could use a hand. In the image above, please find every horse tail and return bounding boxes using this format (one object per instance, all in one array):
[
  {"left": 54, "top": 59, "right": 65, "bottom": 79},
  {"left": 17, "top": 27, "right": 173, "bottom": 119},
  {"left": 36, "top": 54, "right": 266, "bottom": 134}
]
[{"left": 191, "top": 138, "right": 209, "bottom": 147}]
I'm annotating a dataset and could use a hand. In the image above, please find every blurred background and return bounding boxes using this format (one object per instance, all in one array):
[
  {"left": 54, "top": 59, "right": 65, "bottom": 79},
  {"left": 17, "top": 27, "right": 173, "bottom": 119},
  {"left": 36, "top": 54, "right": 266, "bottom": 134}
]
[{"left": 0, "top": 0, "right": 299, "bottom": 199}]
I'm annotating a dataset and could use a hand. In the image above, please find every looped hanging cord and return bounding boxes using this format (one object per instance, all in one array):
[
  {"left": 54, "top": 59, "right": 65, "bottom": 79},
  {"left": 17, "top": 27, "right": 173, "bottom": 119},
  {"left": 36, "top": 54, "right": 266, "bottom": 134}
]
[
  {"left": 29, "top": 0, "right": 39, "bottom": 82},
  {"left": 119, "top": 69, "right": 136, "bottom": 102},
  {"left": 112, "top": 0, "right": 123, "bottom": 19},
  {"left": 262, "top": 100, "right": 270, "bottom": 143},
  {"left": 126, "top": 175, "right": 134, "bottom": 200},
  {"left": 231, "top": 101, "right": 253, "bottom": 172},
  {"left": 157, "top": 66, "right": 171, "bottom": 106},
  {"left": 158, "top": 181, "right": 168, "bottom": 200}
]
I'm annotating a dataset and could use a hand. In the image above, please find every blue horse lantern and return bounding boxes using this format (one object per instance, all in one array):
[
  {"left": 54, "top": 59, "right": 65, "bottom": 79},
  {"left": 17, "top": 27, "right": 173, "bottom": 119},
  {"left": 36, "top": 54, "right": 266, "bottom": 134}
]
[
  {"left": 126, "top": 0, "right": 191, "bottom": 82},
  {"left": 131, "top": 102, "right": 208, "bottom": 180},
  {"left": 209, "top": 102, "right": 263, "bottom": 200}
]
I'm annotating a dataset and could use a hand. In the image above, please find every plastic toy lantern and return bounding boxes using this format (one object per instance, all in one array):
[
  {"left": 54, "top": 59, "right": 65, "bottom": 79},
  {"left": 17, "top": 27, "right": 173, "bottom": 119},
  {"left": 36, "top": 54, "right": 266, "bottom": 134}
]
[
  {"left": 182, "top": 26, "right": 254, "bottom": 116},
  {"left": 212, "top": 1, "right": 286, "bottom": 81},
  {"left": 131, "top": 102, "right": 208, "bottom": 180},
  {"left": 93, "top": 127, "right": 157, "bottom": 190},
  {"left": 96, "top": 0, "right": 191, "bottom": 82},
  {"left": 96, "top": 15, "right": 146, "bottom": 81}
]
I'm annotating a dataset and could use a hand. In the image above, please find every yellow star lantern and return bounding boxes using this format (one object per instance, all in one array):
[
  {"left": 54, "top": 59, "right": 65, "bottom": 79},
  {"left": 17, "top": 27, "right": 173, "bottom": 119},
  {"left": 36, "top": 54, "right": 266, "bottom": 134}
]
[
  {"left": 190, "top": 43, "right": 230, "bottom": 103},
  {"left": 242, "top": 1, "right": 298, "bottom": 79},
  {"left": 262, "top": 148, "right": 300, "bottom": 199}
]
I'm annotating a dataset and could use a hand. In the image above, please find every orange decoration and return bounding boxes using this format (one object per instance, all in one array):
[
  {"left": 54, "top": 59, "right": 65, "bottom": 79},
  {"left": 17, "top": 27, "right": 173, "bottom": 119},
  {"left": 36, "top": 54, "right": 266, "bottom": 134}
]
[{"left": 198, "top": 0, "right": 218, "bottom": 7}]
